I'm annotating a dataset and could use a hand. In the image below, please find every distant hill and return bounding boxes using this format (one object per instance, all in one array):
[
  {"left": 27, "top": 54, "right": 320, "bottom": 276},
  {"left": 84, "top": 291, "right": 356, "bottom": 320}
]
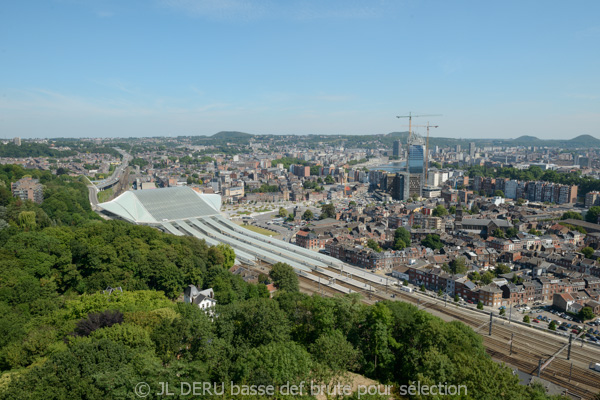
[
  {"left": 513, "top": 135, "right": 541, "bottom": 142},
  {"left": 565, "top": 134, "right": 600, "bottom": 147},
  {"left": 211, "top": 131, "right": 253, "bottom": 139}
]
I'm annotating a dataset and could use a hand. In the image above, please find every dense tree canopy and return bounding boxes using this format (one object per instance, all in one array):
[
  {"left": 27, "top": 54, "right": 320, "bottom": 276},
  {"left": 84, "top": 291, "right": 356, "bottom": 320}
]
[
  {"left": 269, "top": 262, "right": 299, "bottom": 293},
  {"left": 586, "top": 206, "right": 600, "bottom": 224},
  {"left": 0, "top": 164, "right": 563, "bottom": 400}
]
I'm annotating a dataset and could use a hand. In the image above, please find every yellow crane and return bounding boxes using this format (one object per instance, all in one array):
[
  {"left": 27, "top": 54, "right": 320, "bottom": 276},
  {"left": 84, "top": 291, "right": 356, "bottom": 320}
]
[
  {"left": 396, "top": 112, "right": 441, "bottom": 144},
  {"left": 399, "top": 122, "right": 439, "bottom": 183}
]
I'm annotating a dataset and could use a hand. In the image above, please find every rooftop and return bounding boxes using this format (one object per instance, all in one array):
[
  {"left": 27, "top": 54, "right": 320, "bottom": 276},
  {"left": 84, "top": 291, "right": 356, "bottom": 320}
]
[{"left": 99, "top": 186, "right": 222, "bottom": 223}]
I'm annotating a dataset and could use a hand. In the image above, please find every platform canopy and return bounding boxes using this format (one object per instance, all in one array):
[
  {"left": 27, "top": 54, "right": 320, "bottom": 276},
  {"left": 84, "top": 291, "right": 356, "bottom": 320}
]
[{"left": 99, "top": 186, "right": 221, "bottom": 223}]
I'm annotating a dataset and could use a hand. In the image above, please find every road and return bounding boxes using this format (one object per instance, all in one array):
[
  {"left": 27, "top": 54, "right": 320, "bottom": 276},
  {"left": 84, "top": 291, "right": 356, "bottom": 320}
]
[{"left": 87, "top": 148, "right": 131, "bottom": 209}]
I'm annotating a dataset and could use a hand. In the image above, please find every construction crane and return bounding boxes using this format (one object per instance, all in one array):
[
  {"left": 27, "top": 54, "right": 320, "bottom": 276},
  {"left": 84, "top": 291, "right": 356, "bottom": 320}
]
[
  {"left": 424, "top": 122, "right": 439, "bottom": 185},
  {"left": 396, "top": 112, "right": 442, "bottom": 144},
  {"left": 399, "top": 121, "right": 439, "bottom": 182}
]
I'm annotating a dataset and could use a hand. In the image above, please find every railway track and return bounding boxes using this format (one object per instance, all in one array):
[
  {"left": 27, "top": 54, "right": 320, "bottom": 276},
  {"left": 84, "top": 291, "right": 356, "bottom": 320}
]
[
  {"left": 246, "top": 260, "right": 600, "bottom": 398},
  {"left": 317, "top": 265, "right": 600, "bottom": 398}
]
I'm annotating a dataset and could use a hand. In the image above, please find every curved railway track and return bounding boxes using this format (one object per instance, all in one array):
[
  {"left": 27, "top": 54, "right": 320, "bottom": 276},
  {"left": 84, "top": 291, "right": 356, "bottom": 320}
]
[
  {"left": 317, "top": 265, "right": 600, "bottom": 398},
  {"left": 244, "top": 260, "right": 600, "bottom": 398}
]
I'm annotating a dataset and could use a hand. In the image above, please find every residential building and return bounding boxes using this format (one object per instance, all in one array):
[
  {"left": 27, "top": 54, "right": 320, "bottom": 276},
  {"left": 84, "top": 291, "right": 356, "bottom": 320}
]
[{"left": 11, "top": 177, "right": 43, "bottom": 204}]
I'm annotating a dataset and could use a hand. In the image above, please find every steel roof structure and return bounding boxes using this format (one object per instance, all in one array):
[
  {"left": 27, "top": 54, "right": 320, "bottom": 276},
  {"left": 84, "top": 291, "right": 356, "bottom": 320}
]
[
  {"left": 99, "top": 186, "right": 221, "bottom": 223},
  {"left": 99, "top": 187, "right": 393, "bottom": 295}
]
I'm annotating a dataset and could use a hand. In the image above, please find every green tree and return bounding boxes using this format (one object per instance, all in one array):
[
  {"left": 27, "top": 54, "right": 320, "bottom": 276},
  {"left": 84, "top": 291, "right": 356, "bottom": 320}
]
[
  {"left": 491, "top": 228, "right": 505, "bottom": 238},
  {"left": 18, "top": 211, "right": 37, "bottom": 231},
  {"left": 420, "top": 284, "right": 426, "bottom": 292},
  {"left": 302, "top": 209, "right": 314, "bottom": 221},
  {"left": 217, "top": 243, "right": 236, "bottom": 269},
  {"left": 393, "top": 227, "right": 411, "bottom": 250},
  {"left": 586, "top": 206, "right": 600, "bottom": 224},
  {"left": 516, "top": 198, "right": 526, "bottom": 206},
  {"left": 494, "top": 263, "right": 512, "bottom": 276},
  {"left": 582, "top": 247, "right": 595, "bottom": 259},
  {"left": 310, "top": 330, "right": 359, "bottom": 379},
  {"left": 437, "top": 289, "right": 443, "bottom": 297},
  {"left": 477, "top": 301, "right": 484, "bottom": 310},
  {"left": 320, "top": 203, "right": 336, "bottom": 219},
  {"left": 523, "top": 315, "right": 530, "bottom": 323},
  {"left": 499, "top": 308, "right": 506, "bottom": 316},
  {"left": 278, "top": 207, "right": 287, "bottom": 218},
  {"left": 561, "top": 211, "right": 582, "bottom": 220},
  {"left": 448, "top": 257, "right": 468, "bottom": 275},
  {"left": 480, "top": 271, "right": 494, "bottom": 285},
  {"left": 324, "top": 175, "right": 335, "bottom": 184},
  {"left": 421, "top": 234, "right": 443, "bottom": 250},
  {"left": 505, "top": 227, "right": 519, "bottom": 238},
  {"left": 269, "top": 262, "right": 299, "bottom": 292},
  {"left": 548, "top": 320, "right": 557, "bottom": 330},
  {"left": 471, "top": 205, "right": 480, "bottom": 214},
  {"left": 454, "top": 294, "right": 460, "bottom": 302},
  {"left": 432, "top": 205, "right": 448, "bottom": 217},
  {"left": 235, "top": 341, "right": 313, "bottom": 386},
  {"left": 469, "top": 271, "right": 481, "bottom": 282},
  {"left": 366, "top": 239, "right": 382, "bottom": 253},
  {"left": 579, "top": 306, "right": 595, "bottom": 321},
  {"left": 494, "top": 190, "right": 504, "bottom": 198},
  {"left": 448, "top": 205, "right": 456, "bottom": 214}
]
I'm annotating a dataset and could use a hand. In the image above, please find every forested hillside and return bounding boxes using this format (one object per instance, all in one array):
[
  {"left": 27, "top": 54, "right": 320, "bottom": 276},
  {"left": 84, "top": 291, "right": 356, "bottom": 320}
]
[{"left": 0, "top": 165, "right": 560, "bottom": 399}]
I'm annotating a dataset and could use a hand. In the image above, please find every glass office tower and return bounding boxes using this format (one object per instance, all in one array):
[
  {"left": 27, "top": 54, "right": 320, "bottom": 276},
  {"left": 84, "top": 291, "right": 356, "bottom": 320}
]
[{"left": 408, "top": 144, "right": 424, "bottom": 175}]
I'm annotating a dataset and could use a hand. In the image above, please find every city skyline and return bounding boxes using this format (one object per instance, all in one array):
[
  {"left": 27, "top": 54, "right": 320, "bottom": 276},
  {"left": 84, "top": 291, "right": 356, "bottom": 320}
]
[{"left": 1, "top": 1, "right": 599, "bottom": 139}]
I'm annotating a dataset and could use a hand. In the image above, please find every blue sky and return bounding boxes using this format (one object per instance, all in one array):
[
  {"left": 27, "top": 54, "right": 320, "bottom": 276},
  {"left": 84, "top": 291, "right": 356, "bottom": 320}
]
[{"left": 1, "top": 0, "right": 599, "bottom": 139}]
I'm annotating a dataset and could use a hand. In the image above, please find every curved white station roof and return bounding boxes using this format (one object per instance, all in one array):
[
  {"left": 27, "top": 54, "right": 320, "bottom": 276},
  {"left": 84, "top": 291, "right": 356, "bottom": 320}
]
[{"left": 99, "top": 186, "right": 221, "bottom": 223}]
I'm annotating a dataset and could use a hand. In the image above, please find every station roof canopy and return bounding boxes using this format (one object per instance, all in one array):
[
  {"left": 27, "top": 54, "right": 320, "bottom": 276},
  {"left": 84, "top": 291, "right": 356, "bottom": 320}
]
[{"left": 99, "top": 186, "right": 221, "bottom": 223}]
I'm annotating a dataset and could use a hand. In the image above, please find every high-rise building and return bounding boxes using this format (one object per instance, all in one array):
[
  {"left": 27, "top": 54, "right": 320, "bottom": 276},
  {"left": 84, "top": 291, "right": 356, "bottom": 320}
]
[
  {"left": 469, "top": 142, "right": 475, "bottom": 157},
  {"left": 383, "top": 172, "right": 410, "bottom": 201},
  {"left": 393, "top": 140, "right": 402, "bottom": 158},
  {"left": 580, "top": 157, "right": 591, "bottom": 168},
  {"left": 407, "top": 144, "right": 424, "bottom": 198},
  {"left": 13, "top": 137, "right": 21, "bottom": 146},
  {"left": 505, "top": 180, "right": 518, "bottom": 199},
  {"left": 455, "top": 144, "right": 461, "bottom": 153},
  {"left": 408, "top": 145, "right": 424, "bottom": 175}
]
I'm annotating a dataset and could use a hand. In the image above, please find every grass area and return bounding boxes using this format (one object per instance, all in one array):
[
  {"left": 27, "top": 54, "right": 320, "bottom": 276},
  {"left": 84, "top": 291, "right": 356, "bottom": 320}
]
[
  {"left": 241, "top": 224, "right": 274, "bottom": 236},
  {"left": 254, "top": 208, "right": 272, "bottom": 213},
  {"left": 97, "top": 187, "right": 114, "bottom": 203},
  {"left": 236, "top": 211, "right": 251, "bottom": 215}
]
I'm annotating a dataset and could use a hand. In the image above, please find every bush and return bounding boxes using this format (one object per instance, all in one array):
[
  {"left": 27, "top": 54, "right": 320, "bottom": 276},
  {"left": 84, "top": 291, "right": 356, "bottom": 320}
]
[{"left": 73, "top": 310, "right": 124, "bottom": 337}]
